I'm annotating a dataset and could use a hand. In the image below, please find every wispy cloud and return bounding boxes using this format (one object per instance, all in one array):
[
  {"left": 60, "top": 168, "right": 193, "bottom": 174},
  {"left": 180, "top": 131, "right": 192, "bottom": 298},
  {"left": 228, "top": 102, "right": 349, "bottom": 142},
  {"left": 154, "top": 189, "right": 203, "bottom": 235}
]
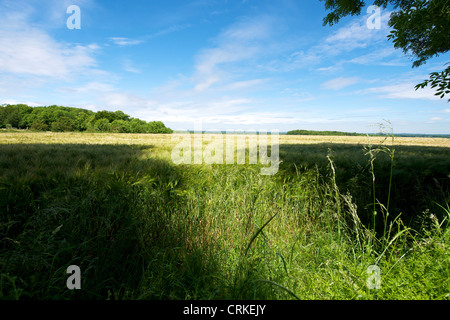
[
  {"left": 322, "top": 77, "right": 360, "bottom": 90},
  {"left": 348, "top": 47, "right": 407, "bottom": 66},
  {"left": 99, "top": 92, "right": 157, "bottom": 110},
  {"left": 122, "top": 59, "right": 141, "bottom": 74},
  {"left": 294, "top": 10, "right": 394, "bottom": 74},
  {"left": 0, "top": 3, "right": 99, "bottom": 80},
  {"left": 220, "top": 78, "right": 269, "bottom": 91},
  {"left": 57, "top": 82, "right": 116, "bottom": 94},
  {"left": 317, "top": 66, "right": 339, "bottom": 72},
  {"left": 108, "top": 24, "right": 190, "bottom": 47},
  {"left": 324, "top": 11, "right": 391, "bottom": 52},
  {"left": 109, "top": 37, "right": 144, "bottom": 46},
  {"left": 148, "top": 24, "right": 191, "bottom": 39},
  {"left": 360, "top": 82, "right": 442, "bottom": 100},
  {"left": 192, "top": 15, "right": 277, "bottom": 92}
]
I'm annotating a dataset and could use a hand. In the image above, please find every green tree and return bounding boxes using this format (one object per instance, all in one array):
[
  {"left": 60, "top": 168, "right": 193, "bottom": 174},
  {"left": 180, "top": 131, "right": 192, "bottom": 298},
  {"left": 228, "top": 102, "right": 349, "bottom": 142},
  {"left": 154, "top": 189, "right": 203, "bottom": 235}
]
[
  {"left": 129, "top": 118, "right": 147, "bottom": 133},
  {"left": 35, "top": 108, "right": 54, "bottom": 127},
  {"left": 321, "top": 0, "right": 450, "bottom": 100},
  {"left": 51, "top": 116, "right": 76, "bottom": 132},
  {"left": 110, "top": 120, "right": 131, "bottom": 133},
  {"left": 0, "top": 104, "right": 32, "bottom": 128},
  {"left": 0, "top": 104, "right": 173, "bottom": 133},
  {"left": 94, "top": 110, "right": 130, "bottom": 123},
  {"left": 4, "top": 110, "right": 21, "bottom": 128},
  {"left": 75, "top": 112, "right": 93, "bottom": 131},
  {"left": 94, "top": 118, "right": 111, "bottom": 132},
  {"left": 30, "top": 119, "right": 49, "bottom": 132},
  {"left": 114, "top": 110, "right": 130, "bottom": 121},
  {"left": 146, "top": 121, "right": 173, "bottom": 133},
  {"left": 22, "top": 113, "right": 37, "bottom": 128}
]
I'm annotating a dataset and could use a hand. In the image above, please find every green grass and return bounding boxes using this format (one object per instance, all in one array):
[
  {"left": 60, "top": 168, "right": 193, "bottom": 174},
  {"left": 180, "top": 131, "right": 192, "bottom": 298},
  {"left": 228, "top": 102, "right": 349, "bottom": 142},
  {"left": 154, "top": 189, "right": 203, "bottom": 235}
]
[{"left": 0, "top": 132, "right": 449, "bottom": 300}]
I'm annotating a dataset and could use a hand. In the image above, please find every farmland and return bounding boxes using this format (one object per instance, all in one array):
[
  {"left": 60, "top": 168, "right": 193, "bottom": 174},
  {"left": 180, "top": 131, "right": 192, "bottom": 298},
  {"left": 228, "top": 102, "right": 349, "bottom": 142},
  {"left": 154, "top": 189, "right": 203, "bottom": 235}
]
[{"left": 0, "top": 132, "right": 449, "bottom": 299}]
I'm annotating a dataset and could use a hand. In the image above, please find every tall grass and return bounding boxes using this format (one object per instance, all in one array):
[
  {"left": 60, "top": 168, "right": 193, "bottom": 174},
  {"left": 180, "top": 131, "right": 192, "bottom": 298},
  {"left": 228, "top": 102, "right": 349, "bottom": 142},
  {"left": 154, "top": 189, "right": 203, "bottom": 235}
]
[{"left": 0, "top": 132, "right": 449, "bottom": 300}]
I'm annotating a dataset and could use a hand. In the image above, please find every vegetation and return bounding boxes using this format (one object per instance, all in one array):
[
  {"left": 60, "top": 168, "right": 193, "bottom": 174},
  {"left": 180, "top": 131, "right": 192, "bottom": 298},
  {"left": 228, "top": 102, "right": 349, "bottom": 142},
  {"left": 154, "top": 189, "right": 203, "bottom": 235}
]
[
  {"left": 286, "top": 129, "right": 450, "bottom": 138},
  {"left": 0, "top": 104, "right": 173, "bottom": 134},
  {"left": 286, "top": 129, "right": 364, "bottom": 136},
  {"left": 0, "top": 131, "right": 448, "bottom": 300},
  {"left": 320, "top": 0, "right": 450, "bottom": 100}
]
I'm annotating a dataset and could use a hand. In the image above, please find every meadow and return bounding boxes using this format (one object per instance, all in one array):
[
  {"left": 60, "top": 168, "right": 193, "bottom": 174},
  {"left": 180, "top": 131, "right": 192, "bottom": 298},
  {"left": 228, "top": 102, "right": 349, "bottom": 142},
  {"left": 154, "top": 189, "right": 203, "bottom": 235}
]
[{"left": 0, "top": 131, "right": 449, "bottom": 300}]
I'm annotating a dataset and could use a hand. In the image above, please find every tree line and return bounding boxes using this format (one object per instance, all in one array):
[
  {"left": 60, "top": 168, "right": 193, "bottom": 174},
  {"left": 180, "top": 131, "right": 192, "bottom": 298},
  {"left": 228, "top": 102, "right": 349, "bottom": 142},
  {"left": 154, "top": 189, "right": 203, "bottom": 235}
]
[
  {"left": 286, "top": 129, "right": 364, "bottom": 136},
  {"left": 0, "top": 104, "right": 173, "bottom": 134}
]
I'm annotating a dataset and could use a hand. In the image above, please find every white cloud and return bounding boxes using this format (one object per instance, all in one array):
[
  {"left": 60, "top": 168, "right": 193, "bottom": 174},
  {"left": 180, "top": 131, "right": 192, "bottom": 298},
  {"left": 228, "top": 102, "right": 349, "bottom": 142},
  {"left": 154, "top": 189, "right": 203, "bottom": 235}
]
[
  {"left": 0, "top": 3, "right": 99, "bottom": 80},
  {"left": 321, "top": 11, "right": 391, "bottom": 55},
  {"left": 192, "top": 15, "right": 276, "bottom": 92},
  {"left": 122, "top": 59, "right": 141, "bottom": 74},
  {"left": 361, "top": 82, "right": 443, "bottom": 100},
  {"left": 220, "top": 78, "right": 269, "bottom": 91},
  {"left": 322, "top": 77, "right": 360, "bottom": 90},
  {"left": 266, "top": 50, "right": 321, "bottom": 73},
  {"left": 193, "top": 43, "right": 260, "bottom": 91},
  {"left": 325, "top": 23, "right": 371, "bottom": 51},
  {"left": 348, "top": 47, "right": 407, "bottom": 66},
  {"left": 0, "top": 99, "right": 42, "bottom": 107},
  {"left": 57, "top": 82, "right": 116, "bottom": 94},
  {"left": 281, "top": 88, "right": 315, "bottom": 102},
  {"left": 109, "top": 37, "right": 144, "bottom": 46},
  {"left": 99, "top": 92, "right": 157, "bottom": 110},
  {"left": 147, "top": 24, "right": 191, "bottom": 39},
  {"left": 317, "top": 66, "right": 338, "bottom": 72},
  {"left": 0, "top": 28, "right": 98, "bottom": 79}
]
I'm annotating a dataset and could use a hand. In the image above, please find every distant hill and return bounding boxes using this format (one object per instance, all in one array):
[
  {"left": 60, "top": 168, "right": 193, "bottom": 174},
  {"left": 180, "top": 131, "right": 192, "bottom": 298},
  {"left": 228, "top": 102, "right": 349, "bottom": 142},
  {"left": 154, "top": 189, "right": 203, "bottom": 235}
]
[{"left": 0, "top": 104, "right": 173, "bottom": 134}]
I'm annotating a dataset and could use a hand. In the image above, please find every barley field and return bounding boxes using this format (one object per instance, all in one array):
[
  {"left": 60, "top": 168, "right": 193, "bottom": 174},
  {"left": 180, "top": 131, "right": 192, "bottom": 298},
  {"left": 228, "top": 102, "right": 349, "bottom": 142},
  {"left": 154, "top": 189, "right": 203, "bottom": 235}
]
[{"left": 0, "top": 131, "right": 449, "bottom": 299}]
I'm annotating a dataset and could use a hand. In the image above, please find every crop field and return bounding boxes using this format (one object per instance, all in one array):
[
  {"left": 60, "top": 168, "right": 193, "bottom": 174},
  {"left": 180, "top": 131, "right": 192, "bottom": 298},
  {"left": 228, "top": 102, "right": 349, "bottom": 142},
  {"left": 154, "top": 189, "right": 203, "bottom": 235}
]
[{"left": 0, "top": 131, "right": 449, "bottom": 300}]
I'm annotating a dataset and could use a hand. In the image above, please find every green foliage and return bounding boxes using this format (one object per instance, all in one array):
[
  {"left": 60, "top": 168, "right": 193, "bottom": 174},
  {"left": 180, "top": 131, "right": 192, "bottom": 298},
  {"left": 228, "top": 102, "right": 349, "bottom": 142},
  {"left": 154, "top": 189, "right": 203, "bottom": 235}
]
[
  {"left": 110, "top": 120, "right": 131, "bottom": 133},
  {"left": 147, "top": 121, "right": 174, "bottom": 134},
  {"left": 320, "top": 0, "right": 450, "bottom": 100},
  {"left": 128, "top": 118, "right": 147, "bottom": 133},
  {"left": 286, "top": 129, "right": 363, "bottom": 136},
  {"left": 0, "top": 104, "right": 173, "bottom": 134},
  {"left": 415, "top": 64, "right": 450, "bottom": 101},
  {"left": 0, "top": 104, "right": 32, "bottom": 129},
  {"left": 75, "top": 112, "right": 90, "bottom": 131},
  {"left": 386, "top": 0, "right": 450, "bottom": 68},
  {"left": 51, "top": 117, "right": 76, "bottom": 132},
  {"left": 29, "top": 120, "right": 49, "bottom": 132},
  {"left": 94, "top": 110, "right": 130, "bottom": 123},
  {"left": 93, "top": 118, "right": 111, "bottom": 132}
]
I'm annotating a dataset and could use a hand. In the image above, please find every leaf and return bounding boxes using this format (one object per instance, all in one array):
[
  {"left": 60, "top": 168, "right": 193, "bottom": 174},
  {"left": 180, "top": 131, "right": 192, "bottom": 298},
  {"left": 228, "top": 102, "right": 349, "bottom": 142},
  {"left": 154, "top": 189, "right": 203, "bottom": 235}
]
[{"left": 244, "top": 212, "right": 279, "bottom": 256}]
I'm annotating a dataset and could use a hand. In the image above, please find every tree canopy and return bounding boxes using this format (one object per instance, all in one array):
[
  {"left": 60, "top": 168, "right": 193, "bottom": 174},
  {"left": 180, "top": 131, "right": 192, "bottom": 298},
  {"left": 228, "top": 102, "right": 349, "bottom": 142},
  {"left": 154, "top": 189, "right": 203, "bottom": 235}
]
[
  {"left": 0, "top": 104, "right": 173, "bottom": 134},
  {"left": 321, "top": 0, "right": 450, "bottom": 100}
]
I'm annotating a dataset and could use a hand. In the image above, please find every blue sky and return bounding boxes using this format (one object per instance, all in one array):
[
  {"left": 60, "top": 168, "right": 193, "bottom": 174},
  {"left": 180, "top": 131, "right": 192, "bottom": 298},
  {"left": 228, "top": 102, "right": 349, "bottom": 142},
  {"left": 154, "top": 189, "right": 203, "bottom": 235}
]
[{"left": 0, "top": 0, "right": 449, "bottom": 133}]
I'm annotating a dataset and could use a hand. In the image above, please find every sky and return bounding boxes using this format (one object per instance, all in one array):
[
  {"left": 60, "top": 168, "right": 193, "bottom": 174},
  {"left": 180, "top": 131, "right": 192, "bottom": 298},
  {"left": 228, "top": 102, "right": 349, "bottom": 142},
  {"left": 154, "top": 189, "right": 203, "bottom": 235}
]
[{"left": 0, "top": 0, "right": 449, "bottom": 134}]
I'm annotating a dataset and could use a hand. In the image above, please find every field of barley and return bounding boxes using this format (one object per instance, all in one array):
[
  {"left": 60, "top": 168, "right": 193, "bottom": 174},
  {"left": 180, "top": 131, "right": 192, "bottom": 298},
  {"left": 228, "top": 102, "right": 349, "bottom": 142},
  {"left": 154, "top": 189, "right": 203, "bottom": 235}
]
[{"left": 0, "top": 131, "right": 449, "bottom": 300}]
